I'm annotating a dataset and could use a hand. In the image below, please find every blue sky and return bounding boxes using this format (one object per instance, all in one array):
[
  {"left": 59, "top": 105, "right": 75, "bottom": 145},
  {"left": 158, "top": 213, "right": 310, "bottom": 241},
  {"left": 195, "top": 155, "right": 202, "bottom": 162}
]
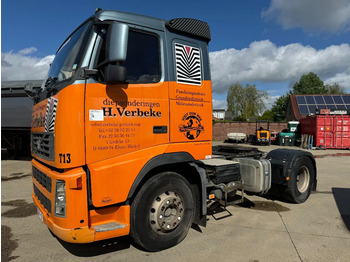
[{"left": 2, "top": 0, "right": 350, "bottom": 109}]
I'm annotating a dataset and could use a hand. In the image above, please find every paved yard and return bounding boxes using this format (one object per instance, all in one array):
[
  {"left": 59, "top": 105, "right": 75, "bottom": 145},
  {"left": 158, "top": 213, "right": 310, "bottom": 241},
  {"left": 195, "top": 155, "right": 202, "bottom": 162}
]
[{"left": 2, "top": 147, "right": 350, "bottom": 262}]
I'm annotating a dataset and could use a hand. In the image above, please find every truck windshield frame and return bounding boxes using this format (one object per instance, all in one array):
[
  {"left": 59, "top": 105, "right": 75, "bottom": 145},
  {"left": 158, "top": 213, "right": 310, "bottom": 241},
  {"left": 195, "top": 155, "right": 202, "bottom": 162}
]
[{"left": 42, "top": 21, "right": 94, "bottom": 91}]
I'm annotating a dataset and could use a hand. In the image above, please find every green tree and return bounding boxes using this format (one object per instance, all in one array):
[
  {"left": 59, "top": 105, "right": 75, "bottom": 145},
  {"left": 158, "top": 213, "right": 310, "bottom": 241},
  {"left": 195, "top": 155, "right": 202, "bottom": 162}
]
[
  {"left": 227, "top": 82, "right": 245, "bottom": 118},
  {"left": 325, "top": 83, "right": 346, "bottom": 94},
  {"left": 270, "top": 72, "right": 344, "bottom": 122},
  {"left": 259, "top": 109, "right": 275, "bottom": 121},
  {"left": 227, "top": 83, "right": 267, "bottom": 121},
  {"left": 292, "top": 72, "right": 327, "bottom": 94},
  {"left": 242, "top": 84, "right": 267, "bottom": 120},
  {"left": 271, "top": 95, "right": 289, "bottom": 122}
]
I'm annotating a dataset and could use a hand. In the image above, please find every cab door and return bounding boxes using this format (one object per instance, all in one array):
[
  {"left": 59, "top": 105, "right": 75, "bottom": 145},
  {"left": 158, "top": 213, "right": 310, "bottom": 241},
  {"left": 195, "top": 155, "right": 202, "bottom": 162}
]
[
  {"left": 85, "top": 28, "right": 170, "bottom": 206},
  {"left": 85, "top": 29, "right": 169, "bottom": 164}
]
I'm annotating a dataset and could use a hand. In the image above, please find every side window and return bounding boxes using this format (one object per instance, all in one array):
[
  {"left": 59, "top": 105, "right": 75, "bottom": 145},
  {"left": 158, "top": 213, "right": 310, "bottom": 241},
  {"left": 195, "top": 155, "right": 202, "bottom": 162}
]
[
  {"left": 95, "top": 29, "right": 161, "bottom": 84},
  {"left": 123, "top": 30, "right": 160, "bottom": 83}
]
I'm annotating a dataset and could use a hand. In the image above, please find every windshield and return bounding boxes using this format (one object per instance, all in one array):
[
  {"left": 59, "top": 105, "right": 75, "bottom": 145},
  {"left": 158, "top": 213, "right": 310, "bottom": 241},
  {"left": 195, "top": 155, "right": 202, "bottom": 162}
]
[{"left": 42, "top": 21, "right": 93, "bottom": 90}]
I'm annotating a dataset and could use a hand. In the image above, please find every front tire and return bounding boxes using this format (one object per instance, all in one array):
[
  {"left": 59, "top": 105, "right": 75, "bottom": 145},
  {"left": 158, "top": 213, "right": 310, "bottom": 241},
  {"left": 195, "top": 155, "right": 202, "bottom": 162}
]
[
  {"left": 280, "top": 156, "right": 315, "bottom": 203},
  {"left": 130, "top": 172, "right": 194, "bottom": 251}
]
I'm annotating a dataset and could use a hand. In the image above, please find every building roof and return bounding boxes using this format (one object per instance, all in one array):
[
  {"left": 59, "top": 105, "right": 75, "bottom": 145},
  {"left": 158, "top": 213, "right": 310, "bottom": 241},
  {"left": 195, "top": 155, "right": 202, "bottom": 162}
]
[
  {"left": 287, "top": 94, "right": 350, "bottom": 121},
  {"left": 2, "top": 80, "right": 43, "bottom": 98},
  {"left": 1, "top": 80, "right": 43, "bottom": 89}
]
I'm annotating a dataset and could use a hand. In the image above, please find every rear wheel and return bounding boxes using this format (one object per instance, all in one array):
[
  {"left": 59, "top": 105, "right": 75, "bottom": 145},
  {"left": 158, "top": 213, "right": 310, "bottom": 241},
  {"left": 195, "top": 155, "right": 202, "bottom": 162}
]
[
  {"left": 280, "top": 156, "right": 314, "bottom": 203},
  {"left": 130, "top": 172, "right": 194, "bottom": 251}
]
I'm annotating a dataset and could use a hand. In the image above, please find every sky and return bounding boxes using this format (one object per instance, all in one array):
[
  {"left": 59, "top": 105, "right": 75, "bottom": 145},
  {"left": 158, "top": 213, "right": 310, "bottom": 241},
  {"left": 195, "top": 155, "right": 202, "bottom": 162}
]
[{"left": 2, "top": 0, "right": 350, "bottom": 110}]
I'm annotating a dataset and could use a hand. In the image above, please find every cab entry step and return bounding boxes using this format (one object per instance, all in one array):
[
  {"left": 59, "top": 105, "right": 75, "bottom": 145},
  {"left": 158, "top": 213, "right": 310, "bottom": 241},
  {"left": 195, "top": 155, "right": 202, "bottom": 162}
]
[{"left": 92, "top": 222, "right": 127, "bottom": 232}]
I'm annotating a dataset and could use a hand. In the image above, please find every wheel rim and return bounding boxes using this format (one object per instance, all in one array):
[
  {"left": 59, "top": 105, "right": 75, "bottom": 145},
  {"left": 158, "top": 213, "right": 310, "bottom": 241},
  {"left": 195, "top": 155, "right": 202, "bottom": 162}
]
[
  {"left": 297, "top": 166, "right": 310, "bottom": 193},
  {"left": 149, "top": 191, "right": 184, "bottom": 233}
]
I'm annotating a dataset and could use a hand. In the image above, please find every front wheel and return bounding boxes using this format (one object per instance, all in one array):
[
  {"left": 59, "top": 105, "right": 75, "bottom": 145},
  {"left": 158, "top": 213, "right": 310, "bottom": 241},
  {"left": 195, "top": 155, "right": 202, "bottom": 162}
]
[
  {"left": 130, "top": 172, "right": 194, "bottom": 251},
  {"left": 280, "top": 156, "right": 315, "bottom": 203}
]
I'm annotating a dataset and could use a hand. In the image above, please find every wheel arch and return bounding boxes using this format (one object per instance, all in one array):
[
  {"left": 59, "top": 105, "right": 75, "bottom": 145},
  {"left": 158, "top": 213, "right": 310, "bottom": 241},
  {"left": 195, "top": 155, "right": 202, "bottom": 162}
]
[
  {"left": 266, "top": 149, "right": 317, "bottom": 190},
  {"left": 127, "top": 152, "right": 207, "bottom": 226}
]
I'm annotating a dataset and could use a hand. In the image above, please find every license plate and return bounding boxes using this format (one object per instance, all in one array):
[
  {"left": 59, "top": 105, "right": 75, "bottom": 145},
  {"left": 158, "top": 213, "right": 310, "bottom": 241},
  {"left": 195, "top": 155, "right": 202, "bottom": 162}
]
[{"left": 37, "top": 207, "right": 44, "bottom": 223}]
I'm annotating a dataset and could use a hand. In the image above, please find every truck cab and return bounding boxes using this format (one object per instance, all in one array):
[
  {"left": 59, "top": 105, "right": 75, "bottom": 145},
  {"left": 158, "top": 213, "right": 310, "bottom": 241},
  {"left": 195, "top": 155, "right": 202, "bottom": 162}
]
[
  {"left": 31, "top": 9, "right": 213, "bottom": 250},
  {"left": 30, "top": 9, "right": 316, "bottom": 252}
]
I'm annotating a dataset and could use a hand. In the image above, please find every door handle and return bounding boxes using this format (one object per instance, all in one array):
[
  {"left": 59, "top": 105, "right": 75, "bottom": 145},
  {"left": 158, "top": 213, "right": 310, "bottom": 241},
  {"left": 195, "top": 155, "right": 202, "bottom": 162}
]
[{"left": 153, "top": 126, "right": 168, "bottom": 134}]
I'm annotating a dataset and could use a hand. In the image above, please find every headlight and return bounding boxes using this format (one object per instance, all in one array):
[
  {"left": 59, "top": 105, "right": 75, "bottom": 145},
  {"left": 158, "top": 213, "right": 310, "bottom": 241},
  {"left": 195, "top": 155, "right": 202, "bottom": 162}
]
[{"left": 55, "top": 180, "right": 66, "bottom": 217}]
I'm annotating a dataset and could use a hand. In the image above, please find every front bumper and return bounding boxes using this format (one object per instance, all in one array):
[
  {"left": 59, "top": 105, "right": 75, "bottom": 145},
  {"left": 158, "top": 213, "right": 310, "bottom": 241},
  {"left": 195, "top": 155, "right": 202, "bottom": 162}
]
[
  {"left": 33, "top": 196, "right": 95, "bottom": 243},
  {"left": 31, "top": 159, "right": 94, "bottom": 243}
]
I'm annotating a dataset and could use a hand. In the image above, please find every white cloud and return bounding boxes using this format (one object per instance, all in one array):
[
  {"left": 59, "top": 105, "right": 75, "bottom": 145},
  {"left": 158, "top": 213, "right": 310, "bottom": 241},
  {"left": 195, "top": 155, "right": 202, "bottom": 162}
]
[
  {"left": 1, "top": 48, "right": 54, "bottom": 81},
  {"left": 18, "top": 47, "right": 38, "bottom": 55},
  {"left": 262, "top": 0, "right": 350, "bottom": 33},
  {"left": 2, "top": 43, "right": 349, "bottom": 114},
  {"left": 324, "top": 69, "right": 350, "bottom": 88},
  {"left": 209, "top": 41, "right": 350, "bottom": 94},
  {"left": 212, "top": 99, "right": 227, "bottom": 110}
]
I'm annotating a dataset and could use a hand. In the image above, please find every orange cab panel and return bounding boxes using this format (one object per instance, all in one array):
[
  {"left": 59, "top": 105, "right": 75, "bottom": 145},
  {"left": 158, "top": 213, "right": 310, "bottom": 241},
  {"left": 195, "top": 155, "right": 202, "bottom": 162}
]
[
  {"left": 85, "top": 82, "right": 169, "bottom": 164},
  {"left": 88, "top": 145, "right": 168, "bottom": 207},
  {"left": 31, "top": 84, "right": 86, "bottom": 168},
  {"left": 169, "top": 81, "right": 212, "bottom": 148}
]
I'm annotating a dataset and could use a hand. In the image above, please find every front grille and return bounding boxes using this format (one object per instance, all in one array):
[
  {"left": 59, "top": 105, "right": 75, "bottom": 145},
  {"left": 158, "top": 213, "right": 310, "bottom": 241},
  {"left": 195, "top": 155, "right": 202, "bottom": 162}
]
[
  {"left": 32, "top": 133, "right": 55, "bottom": 161},
  {"left": 33, "top": 184, "right": 51, "bottom": 213},
  {"left": 32, "top": 166, "right": 52, "bottom": 193}
]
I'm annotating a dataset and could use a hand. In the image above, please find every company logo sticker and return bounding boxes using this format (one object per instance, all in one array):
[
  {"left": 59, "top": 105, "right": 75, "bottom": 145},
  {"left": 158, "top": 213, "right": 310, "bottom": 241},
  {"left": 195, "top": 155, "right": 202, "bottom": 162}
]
[
  {"left": 179, "top": 112, "right": 204, "bottom": 140},
  {"left": 175, "top": 43, "right": 201, "bottom": 86},
  {"left": 45, "top": 97, "right": 58, "bottom": 132}
]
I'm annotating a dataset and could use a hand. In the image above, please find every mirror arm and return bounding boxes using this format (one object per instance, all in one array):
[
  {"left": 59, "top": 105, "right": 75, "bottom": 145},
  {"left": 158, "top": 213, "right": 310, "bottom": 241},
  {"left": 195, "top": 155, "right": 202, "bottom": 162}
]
[
  {"left": 96, "top": 60, "right": 110, "bottom": 70},
  {"left": 75, "top": 67, "right": 99, "bottom": 80},
  {"left": 83, "top": 68, "right": 99, "bottom": 78}
]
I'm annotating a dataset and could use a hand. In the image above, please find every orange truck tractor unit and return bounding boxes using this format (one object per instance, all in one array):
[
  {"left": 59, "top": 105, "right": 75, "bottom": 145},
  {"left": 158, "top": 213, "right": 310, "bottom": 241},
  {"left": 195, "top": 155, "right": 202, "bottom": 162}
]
[{"left": 26, "top": 9, "right": 317, "bottom": 251}]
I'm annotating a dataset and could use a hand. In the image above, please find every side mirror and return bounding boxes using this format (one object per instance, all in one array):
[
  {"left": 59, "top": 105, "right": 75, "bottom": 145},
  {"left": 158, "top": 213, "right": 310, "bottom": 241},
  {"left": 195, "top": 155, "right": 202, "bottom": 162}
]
[
  {"left": 106, "top": 22, "right": 129, "bottom": 63},
  {"left": 104, "top": 64, "right": 127, "bottom": 84},
  {"left": 97, "top": 22, "right": 129, "bottom": 84}
]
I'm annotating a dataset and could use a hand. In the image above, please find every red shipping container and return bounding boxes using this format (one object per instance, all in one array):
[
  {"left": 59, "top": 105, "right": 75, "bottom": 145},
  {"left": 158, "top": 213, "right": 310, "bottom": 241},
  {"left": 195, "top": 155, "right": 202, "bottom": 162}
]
[{"left": 300, "top": 115, "right": 350, "bottom": 149}]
